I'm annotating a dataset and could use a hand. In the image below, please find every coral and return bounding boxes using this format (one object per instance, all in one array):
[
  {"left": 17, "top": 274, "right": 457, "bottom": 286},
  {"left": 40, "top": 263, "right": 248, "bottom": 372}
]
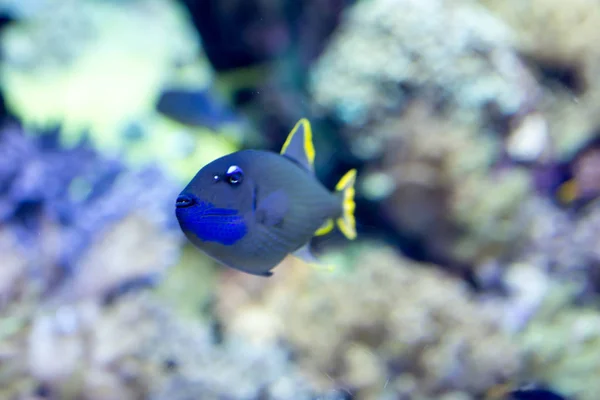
[
  {"left": 0, "top": 123, "right": 182, "bottom": 304},
  {"left": 1, "top": 0, "right": 201, "bottom": 145},
  {"left": 518, "top": 285, "right": 600, "bottom": 400},
  {"left": 0, "top": 122, "right": 189, "bottom": 397},
  {"left": 468, "top": 198, "right": 600, "bottom": 400},
  {"left": 514, "top": 198, "right": 600, "bottom": 295},
  {"left": 152, "top": 243, "right": 220, "bottom": 321},
  {"left": 0, "top": 118, "right": 337, "bottom": 399},
  {"left": 215, "top": 245, "right": 524, "bottom": 399},
  {"left": 0, "top": 293, "right": 154, "bottom": 400},
  {"left": 5, "top": 2, "right": 600, "bottom": 400},
  {"left": 0, "top": 227, "right": 28, "bottom": 307},
  {"left": 123, "top": 115, "right": 242, "bottom": 183},
  {"left": 478, "top": 0, "right": 600, "bottom": 160},
  {"left": 50, "top": 213, "right": 180, "bottom": 304},
  {"left": 450, "top": 168, "right": 531, "bottom": 263},
  {"left": 1, "top": 287, "right": 344, "bottom": 400},
  {"left": 358, "top": 101, "right": 534, "bottom": 267},
  {"left": 0, "top": 0, "right": 243, "bottom": 180},
  {"left": 308, "top": 0, "right": 543, "bottom": 268},
  {"left": 310, "top": 0, "right": 538, "bottom": 132},
  {"left": 145, "top": 305, "right": 324, "bottom": 400}
]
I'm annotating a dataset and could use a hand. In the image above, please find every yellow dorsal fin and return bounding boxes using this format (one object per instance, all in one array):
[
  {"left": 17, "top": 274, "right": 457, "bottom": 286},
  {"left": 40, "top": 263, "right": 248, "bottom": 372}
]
[{"left": 280, "top": 118, "right": 315, "bottom": 173}]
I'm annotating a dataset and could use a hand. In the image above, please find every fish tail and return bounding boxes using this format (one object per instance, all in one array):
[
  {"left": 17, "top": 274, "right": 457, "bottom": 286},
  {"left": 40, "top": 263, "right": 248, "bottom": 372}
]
[{"left": 335, "top": 169, "right": 357, "bottom": 240}]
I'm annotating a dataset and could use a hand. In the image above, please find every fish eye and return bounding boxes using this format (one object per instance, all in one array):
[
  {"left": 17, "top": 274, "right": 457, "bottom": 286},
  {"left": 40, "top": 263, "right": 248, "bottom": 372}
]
[{"left": 225, "top": 165, "right": 243, "bottom": 185}]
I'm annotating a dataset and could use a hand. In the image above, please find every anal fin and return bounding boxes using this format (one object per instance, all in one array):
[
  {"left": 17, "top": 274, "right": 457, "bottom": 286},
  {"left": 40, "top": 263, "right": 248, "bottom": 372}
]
[
  {"left": 292, "top": 244, "right": 335, "bottom": 273},
  {"left": 314, "top": 219, "right": 334, "bottom": 236}
]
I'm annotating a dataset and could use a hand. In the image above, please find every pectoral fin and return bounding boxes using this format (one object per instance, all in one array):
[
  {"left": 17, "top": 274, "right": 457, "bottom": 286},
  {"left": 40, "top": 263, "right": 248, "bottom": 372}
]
[{"left": 256, "top": 189, "right": 289, "bottom": 227}]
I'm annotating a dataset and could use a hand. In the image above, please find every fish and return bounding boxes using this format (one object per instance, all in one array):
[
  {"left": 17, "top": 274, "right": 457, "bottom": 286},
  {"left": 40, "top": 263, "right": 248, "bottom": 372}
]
[
  {"left": 175, "top": 118, "right": 357, "bottom": 277},
  {"left": 156, "top": 88, "right": 237, "bottom": 129},
  {"left": 507, "top": 388, "right": 568, "bottom": 400},
  {"left": 554, "top": 135, "right": 600, "bottom": 209},
  {"left": 486, "top": 383, "right": 569, "bottom": 400}
]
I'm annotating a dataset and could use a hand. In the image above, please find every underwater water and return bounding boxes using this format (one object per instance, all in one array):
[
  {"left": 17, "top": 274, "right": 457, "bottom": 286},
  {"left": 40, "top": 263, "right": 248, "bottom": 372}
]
[{"left": 0, "top": 0, "right": 599, "bottom": 399}]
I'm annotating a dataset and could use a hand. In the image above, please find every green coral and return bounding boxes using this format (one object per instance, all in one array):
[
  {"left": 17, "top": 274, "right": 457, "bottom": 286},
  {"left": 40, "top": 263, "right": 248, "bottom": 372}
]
[
  {"left": 153, "top": 243, "right": 219, "bottom": 321},
  {"left": 2, "top": 0, "right": 198, "bottom": 141},
  {"left": 308, "top": 0, "right": 541, "bottom": 267},
  {"left": 518, "top": 284, "right": 600, "bottom": 400},
  {"left": 1, "top": 0, "right": 241, "bottom": 181},
  {"left": 451, "top": 169, "right": 531, "bottom": 263},
  {"left": 215, "top": 244, "right": 524, "bottom": 399},
  {"left": 310, "top": 0, "right": 533, "bottom": 129},
  {"left": 477, "top": 0, "right": 600, "bottom": 160},
  {"left": 49, "top": 214, "right": 181, "bottom": 304},
  {"left": 124, "top": 116, "right": 241, "bottom": 183}
]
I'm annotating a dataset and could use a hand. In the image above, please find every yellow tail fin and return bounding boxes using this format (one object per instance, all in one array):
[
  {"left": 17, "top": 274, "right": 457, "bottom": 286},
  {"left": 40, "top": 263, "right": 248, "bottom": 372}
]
[{"left": 335, "top": 169, "right": 357, "bottom": 240}]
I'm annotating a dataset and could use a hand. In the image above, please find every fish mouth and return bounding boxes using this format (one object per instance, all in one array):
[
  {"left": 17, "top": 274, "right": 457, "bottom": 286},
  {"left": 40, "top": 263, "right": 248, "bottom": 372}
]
[
  {"left": 176, "top": 194, "right": 196, "bottom": 208},
  {"left": 175, "top": 195, "right": 238, "bottom": 216}
]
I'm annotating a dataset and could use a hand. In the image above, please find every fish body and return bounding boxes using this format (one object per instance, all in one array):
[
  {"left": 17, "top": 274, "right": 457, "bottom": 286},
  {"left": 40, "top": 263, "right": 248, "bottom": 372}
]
[{"left": 175, "top": 119, "right": 356, "bottom": 276}]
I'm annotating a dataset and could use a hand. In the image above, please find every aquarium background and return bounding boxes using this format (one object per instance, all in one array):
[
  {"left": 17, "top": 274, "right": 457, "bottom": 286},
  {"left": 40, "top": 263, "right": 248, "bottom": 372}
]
[{"left": 1, "top": 0, "right": 599, "bottom": 399}]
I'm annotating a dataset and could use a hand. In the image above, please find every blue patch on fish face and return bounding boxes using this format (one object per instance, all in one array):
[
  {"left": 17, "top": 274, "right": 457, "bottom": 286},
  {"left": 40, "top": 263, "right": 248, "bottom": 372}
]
[{"left": 175, "top": 193, "right": 247, "bottom": 246}]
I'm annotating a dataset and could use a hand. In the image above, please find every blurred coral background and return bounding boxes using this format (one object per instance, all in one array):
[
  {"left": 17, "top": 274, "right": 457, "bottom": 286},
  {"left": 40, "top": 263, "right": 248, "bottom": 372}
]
[{"left": 1, "top": 0, "right": 600, "bottom": 399}]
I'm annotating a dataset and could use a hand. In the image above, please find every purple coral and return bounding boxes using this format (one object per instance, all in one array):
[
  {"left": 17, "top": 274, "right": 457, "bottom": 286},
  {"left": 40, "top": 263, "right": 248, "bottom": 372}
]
[{"left": 0, "top": 122, "right": 181, "bottom": 296}]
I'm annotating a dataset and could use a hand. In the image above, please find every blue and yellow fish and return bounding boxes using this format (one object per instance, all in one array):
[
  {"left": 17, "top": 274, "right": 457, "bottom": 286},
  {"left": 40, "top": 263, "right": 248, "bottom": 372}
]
[{"left": 175, "top": 118, "right": 357, "bottom": 276}]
